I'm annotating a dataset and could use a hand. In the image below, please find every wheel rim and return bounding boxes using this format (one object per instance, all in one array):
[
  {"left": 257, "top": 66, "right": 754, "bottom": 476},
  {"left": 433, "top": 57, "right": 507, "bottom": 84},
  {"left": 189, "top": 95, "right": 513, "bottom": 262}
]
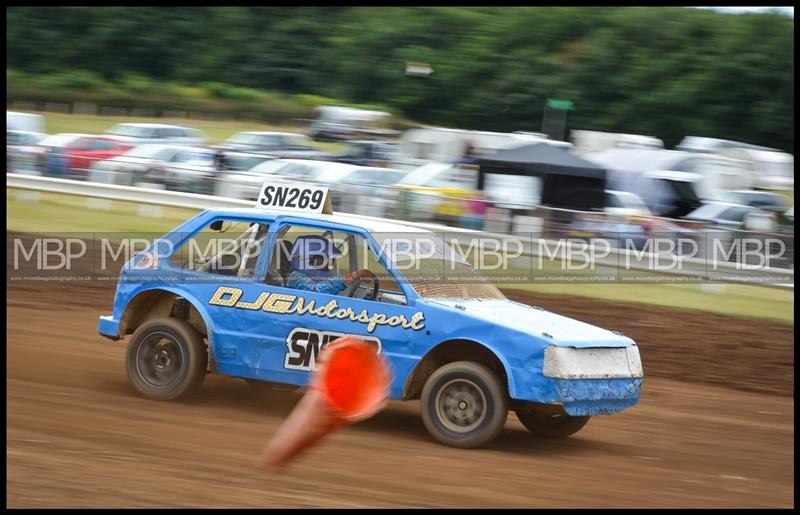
[
  {"left": 434, "top": 378, "right": 487, "bottom": 433},
  {"left": 135, "top": 331, "right": 186, "bottom": 390}
]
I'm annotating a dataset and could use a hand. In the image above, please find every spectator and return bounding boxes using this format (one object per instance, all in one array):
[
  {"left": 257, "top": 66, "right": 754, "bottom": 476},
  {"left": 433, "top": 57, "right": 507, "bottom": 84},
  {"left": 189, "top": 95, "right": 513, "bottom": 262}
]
[
  {"left": 450, "top": 140, "right": 479, "bottom": 165},
  {"left": 213, "top": 148, "right": 228, "bottom": 171}
]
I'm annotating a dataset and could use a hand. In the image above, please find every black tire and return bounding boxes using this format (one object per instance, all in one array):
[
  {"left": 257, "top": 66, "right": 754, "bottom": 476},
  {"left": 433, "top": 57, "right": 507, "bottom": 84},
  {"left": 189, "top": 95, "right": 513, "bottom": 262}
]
[
  {"left": 126, "top": 317, "right": 207, "bottom": 401},
  {"left": 515, "top": 410, "right": 590, "bottom": 438},
  {"left": 420, "top": 361, "right": 508, "bottom": 448}
]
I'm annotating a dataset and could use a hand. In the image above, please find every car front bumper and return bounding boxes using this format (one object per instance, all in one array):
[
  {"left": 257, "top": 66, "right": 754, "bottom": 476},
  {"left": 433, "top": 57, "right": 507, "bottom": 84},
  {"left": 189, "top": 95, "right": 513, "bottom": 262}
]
[
  {"left": 552, "top": 377, "right": 643, "bottom": 416},
  {"left": 512, "top": 345, "right": 644, "bottom": 416},
  {"left": 98, "top": 315, "right": 121, "bottom": 341}
]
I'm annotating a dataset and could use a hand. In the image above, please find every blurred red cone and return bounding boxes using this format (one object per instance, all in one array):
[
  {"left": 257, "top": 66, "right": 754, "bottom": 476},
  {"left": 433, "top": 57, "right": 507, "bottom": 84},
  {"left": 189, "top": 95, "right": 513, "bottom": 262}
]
[{"left": 257, "top": 336, "right": 391, "bottom": 473}]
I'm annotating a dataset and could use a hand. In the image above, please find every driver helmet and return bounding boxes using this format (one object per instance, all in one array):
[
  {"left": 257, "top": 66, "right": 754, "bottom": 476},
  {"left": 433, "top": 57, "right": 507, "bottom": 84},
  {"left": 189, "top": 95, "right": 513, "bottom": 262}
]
[{"left": 289, "top": 235, "right": 342, "bottom": 277}]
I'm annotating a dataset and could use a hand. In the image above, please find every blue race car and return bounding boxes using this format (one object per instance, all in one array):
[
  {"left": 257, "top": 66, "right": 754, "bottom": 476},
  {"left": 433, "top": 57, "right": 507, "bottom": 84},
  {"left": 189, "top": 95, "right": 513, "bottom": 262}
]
[{"left": 98, "top": 188, "right": 643, "bottom": 448}]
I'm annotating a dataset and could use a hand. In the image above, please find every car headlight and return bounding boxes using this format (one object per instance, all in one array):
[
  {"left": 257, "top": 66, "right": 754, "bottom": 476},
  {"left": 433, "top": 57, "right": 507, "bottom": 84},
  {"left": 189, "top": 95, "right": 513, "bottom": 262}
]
[{"left": 543, "top": 345, "right": 643, "bottom": 379}]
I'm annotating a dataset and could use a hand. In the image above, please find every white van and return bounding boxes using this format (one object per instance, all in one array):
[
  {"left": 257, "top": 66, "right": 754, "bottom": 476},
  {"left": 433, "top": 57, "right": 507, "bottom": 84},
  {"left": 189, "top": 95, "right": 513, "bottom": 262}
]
[
  {"left": 7, "top": 111, "right": 45, "bottom": 134},
  {"left": 718, "top": 148, "right": 794, "bottom": 191},
  {"left": 571, "top": 130, "right": 664, "bottom": 154}
]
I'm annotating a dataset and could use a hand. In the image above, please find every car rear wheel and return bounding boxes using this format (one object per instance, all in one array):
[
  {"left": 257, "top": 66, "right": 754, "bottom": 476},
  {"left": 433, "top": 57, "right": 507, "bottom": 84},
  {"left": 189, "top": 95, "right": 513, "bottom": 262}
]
[
  {"left": 126, "top": 317, "right": 207, "bottom": 401},
  {"left": 515, "top": 410, "right": 590, "bottom": 438},
  {"left": 421, "top": 361, "right": 508, "bottom": 448}
]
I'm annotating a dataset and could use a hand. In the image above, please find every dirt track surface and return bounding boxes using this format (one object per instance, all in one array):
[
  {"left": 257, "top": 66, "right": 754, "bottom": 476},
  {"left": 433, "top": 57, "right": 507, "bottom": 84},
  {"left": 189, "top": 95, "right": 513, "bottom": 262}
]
[
  {"left": 6, "top": 283, "right": 794, "bottom": 508},
  {"left": 6, "top": 233, "right": 795, "bottom": 507},
  {"left": 503, "top": 289, "right": 794, "bottom": 397}
]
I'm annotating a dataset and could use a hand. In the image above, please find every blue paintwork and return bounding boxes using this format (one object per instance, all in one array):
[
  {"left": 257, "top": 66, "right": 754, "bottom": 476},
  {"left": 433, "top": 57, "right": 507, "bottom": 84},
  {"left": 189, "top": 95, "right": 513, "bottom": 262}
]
[{"left": 98, "top": 208, "right": 643, "bottom": 415}]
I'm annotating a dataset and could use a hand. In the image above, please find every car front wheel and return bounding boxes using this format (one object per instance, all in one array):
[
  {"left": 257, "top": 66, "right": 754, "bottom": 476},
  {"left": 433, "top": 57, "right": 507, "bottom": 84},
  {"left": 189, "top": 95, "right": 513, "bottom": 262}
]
[
  {"left": 421, "top": 361, "right": 508, "bottom": 448},
  {"left": 126, "top": 317, "right": 207, "bottom": 401}
]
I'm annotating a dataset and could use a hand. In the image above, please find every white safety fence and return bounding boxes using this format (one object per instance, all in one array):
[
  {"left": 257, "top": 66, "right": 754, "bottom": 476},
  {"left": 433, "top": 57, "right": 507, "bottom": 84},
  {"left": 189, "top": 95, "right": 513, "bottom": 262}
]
[{"left": 7, "top": 173, "right": 794, "bottom": 289}]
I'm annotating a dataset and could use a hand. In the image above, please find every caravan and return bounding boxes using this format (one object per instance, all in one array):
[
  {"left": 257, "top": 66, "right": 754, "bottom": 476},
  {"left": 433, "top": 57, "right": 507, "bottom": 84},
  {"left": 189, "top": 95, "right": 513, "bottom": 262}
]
[
  {"left": 308, "top": 106, "right": 396, "bottom": 142},
  {"left": 584, "top": 148, "right": 753, "bottom": 218},
  {"left": 396, "top": 128, "right": 571, "bottom": 170},
  {"left": 677, "top": 136, "right": 794, "bottom": 191}
]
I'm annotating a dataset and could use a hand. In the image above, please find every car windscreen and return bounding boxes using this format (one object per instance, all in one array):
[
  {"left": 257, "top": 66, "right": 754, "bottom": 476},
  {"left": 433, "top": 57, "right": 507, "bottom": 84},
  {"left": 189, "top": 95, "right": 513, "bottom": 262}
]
[
  {"left": 124, "top": 145, "right": 172, "bottom": 159},
  {"left": 225, "top": 155, "right": 270, "bottom": 170},
  {"left": 37, "top": 134, "right": 82, "bottom": 148},
  {"left": 344, "top": 168, "right": 408, "bottom": 185},
  {"left": 719, "top": 206, "right": 754, "bottom": 222},
  {"left": 7, "top": 132, "right": 42, "bottom": 146},
  {"left": 107, "top": 125, "right": 154, "bottom": 138},
  {"left": 664, "top": 179, "right": 701, "bottom": 204},
  {"left": 250, "top": 160, "right": 292, "bottom": 175},
  {"left": 284, "top": 134, "right": 313, "bottom": 148},
  {"left": 399, "top": 163, "right": 452, "bottom": 186},
  {"left": 174, "top": 149, "right": 215, "bottom": 164},
  {"left": 687, "top": 203, "right": 729, "bottom": 220},
  {"left": 227, "top": 133, "right": 259, "bottom": 144},
  {"left": 371, "top": 232, "right": 506, "bottom": 300},
  {"left": 255, "top": 135, "right": 283, "bottom": 147}
]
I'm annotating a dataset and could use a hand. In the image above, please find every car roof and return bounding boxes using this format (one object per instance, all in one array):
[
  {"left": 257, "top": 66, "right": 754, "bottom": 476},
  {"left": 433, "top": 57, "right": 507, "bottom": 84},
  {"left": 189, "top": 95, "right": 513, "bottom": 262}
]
[
  {"left": 277, "top": 158, "right": 356, "bottom": 169},
  {"left": 7, "top": 129, "right": 46, "bottom": 136},
  {"left": 606, "top": 190, "right": 641, "bottom": 198},
  {"left": 236, "top": 131, "right": 305, "bottom": 137},
  {"left": 687, "top": 201, "right": 754, "bottom": 219},
  {"left": 729, "top": 189, "right": 779, "bottom": 197},
  {"left": 202, "top": 208, "right": 431, "bottom": 234},
  {"left": 130, "top": 143, "right": 185, "bottom": 151},
  {"left": 112, "top": 123, "right": 194, "bottom": 129}
]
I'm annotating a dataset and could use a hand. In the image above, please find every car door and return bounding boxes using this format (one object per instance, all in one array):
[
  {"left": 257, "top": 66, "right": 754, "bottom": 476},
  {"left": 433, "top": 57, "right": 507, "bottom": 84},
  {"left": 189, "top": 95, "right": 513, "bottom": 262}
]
[
  {"left": 164, "top": 216, "right": 274, "bottom": 379},
  {"left": 245, "top": 222, "right": 422, "bottom": 387}
]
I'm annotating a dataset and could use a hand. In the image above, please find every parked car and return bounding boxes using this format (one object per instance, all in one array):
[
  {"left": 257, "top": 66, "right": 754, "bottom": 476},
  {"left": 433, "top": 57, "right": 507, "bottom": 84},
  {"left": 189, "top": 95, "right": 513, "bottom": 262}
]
[
  {"left": 62, "top": 135, "right": 134, "bottom": 177},
  {"left": 7, "top": 129, "right": 47, "bottom": 147},
  {"left": 605, "top": 190, "right": 652, "bottom": 218},
  {"left": 217, "top": 151, "right": 276, "bottom": 172},
  {"left": 216, "top": 159, "right": 359, "bottom": 201},
  {"left": 721, "top": 190, "right": 790, "bottom": 212},
  {"left": 336, "top": 167, "right": 408, "bottom": 217},
  {"left": 684, "top": 202, "right": 764, "bottom": 230},
  {"left": 20, "top": 133, "right": 92, "bottom": 178},
  {"left": 89, "top": 144, "right": 193, "bottom": 186},
  {"left": 150, "top": 147, "right": 217, "bottom": 194},
  {"left": 7, "top": 130, "right": 48, "bottom": 173},
  {"left": 159, "top": 150, "right": 276, "bottom": 195},
  {"left": 105, "top": 123, "right": 207, "bottom": 147},
  {"left": 291, "top": 163, "right": 409, "bottom": 215},
  {"left": 216, "top": 131, "right": 324, "bottom": 159},
  {"left": 308, "top": 106, "right": 396, "bottom": 142},
  {"left": 327, "top": 140, "right": 400, "bottom": 167}
]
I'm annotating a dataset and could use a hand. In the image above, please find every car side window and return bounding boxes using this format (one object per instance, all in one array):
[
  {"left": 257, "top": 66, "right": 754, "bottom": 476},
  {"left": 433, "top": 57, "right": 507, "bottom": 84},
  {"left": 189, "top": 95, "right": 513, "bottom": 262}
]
[
  {"left": 258, "top": 136, "right": 280, "bottom": 149},
  {"left": 266, "top": 224, "right": 406, "bottom": 304},
  {"left": 721, "top": 207, "right": 753, "bottom": 223},
  {"left": 169, "top": 219, "right": 270, "bottom": 279},
  {"left": 606, "top": 193, "right": 623, "bottom": 208},
  {"left": 88, "top": 139, "right": 115, "bottom": 151},
  {"left": 69, "top": 137, "right": 90, "bottom": 150}
]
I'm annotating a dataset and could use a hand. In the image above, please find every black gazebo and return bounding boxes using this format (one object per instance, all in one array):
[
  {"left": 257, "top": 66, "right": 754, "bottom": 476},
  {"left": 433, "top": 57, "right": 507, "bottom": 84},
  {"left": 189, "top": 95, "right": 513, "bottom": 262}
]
[{"left": 475, "top": 143, "right": 607, "bottom": 211}]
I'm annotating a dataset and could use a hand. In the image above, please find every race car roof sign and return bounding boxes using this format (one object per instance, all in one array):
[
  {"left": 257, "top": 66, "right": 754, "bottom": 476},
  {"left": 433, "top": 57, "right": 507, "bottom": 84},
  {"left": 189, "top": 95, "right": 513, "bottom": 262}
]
[{"left": 255, "top": 183, "right": 333, "bottom": 215}]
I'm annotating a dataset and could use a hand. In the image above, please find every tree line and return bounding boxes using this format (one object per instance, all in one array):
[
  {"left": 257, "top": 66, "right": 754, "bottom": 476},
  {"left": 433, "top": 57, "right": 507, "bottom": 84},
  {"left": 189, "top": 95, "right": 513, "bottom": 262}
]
[{"left": 6, "top": 7, "right": 794, "bottom": 152}]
